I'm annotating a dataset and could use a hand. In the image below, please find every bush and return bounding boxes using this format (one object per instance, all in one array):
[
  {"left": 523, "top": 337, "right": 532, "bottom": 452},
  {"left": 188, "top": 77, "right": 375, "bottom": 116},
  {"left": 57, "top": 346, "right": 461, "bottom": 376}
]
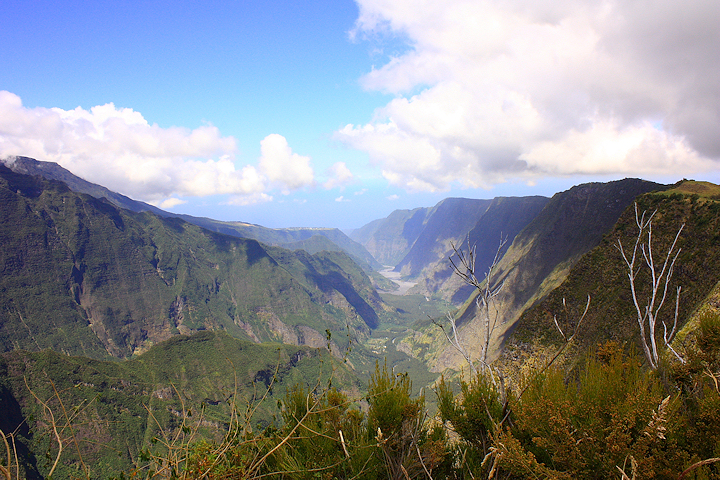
[
  {"left": 367, "top": 360, "right": 451, "bottom": 479},
  {"left": 502, "top": 343, "right": 683, "bottom": 479},
  {"left": 436, "top": 370, "right": 504, "bottom": 476}
]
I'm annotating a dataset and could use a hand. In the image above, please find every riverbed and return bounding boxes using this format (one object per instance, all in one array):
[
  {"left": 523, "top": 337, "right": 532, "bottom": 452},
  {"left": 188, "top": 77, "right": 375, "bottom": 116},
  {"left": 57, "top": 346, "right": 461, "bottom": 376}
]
[{"left": 378, "top": 266, "right": 417, "bottom": 295}]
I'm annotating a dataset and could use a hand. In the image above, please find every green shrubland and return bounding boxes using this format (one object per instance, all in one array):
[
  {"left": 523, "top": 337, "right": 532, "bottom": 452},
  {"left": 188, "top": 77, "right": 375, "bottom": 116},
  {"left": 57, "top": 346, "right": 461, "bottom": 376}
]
[{"left": 4, "top": 318, "right": 718, "bottom": 478}]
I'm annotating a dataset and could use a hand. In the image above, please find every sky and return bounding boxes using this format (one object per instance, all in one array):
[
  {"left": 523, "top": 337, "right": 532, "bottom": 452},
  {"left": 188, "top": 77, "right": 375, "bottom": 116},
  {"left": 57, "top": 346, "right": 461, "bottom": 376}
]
[{"left": 1, "top": 0, "right": 719, "bottom": 230}]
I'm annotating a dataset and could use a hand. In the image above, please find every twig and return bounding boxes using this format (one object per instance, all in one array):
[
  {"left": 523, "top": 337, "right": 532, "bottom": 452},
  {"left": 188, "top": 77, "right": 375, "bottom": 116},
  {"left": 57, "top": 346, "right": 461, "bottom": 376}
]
[
  {"left": 678, "top": 458, "right": 720, "bottom": 479},
  {"left": 498, "top": 295, "right": 590, "bottom": 428}
]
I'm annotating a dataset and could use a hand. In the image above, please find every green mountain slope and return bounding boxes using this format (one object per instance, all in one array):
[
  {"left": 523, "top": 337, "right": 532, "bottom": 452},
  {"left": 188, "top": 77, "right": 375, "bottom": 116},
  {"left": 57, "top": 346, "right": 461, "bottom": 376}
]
[
  {"left": 0, "top": 165, "right": 383, "bottom": 359},
  {"left": 399, "top": 179, "right": 665, "bottom": 372},
  {"left": 0, "top": 331, "right": 353, "bottom": 479},
  {"left": 509, "top": 181, "right": 720, "bottom": 360},
  {"left": 195, "top": 219, "right": 383, "bottom": 271},
  {"left": 2, "top": 156, "right": 381, "bottom": 272}
]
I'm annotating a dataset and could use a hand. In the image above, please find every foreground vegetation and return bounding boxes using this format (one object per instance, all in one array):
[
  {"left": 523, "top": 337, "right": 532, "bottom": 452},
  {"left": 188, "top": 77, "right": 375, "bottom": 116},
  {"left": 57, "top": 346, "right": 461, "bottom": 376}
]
[{"left": 2, "top": 310, "right": 718, "bottom": 478}]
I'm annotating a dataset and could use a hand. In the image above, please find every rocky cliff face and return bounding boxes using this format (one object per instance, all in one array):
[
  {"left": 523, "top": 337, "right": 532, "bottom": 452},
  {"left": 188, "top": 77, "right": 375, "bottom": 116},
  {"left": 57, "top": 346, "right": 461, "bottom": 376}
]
[
  {"left": 398, "top": 178, "right": 667, "bottom": 372},
  {"left": 0, "top": 165, "right": 384, "bottom": 359}
]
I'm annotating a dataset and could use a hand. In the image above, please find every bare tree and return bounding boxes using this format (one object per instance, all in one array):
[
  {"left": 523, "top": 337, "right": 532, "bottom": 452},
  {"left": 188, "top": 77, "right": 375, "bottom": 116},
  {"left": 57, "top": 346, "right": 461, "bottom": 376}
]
[
  {"left": 616, "top": 203, "right": 685, "bottom": 369},
  {"left": 435, "top": 237, "right": 506, "bottom": 382}
]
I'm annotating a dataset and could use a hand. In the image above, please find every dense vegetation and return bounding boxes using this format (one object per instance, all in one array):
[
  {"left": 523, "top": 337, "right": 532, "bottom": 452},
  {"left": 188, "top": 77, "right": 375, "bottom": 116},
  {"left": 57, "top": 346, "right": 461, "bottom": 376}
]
[
  {"left": 2, "top": 160, "right": 720, "bottom": 478},
  {"left": 2, "top": 314, "right": 718, "bottom": 478},
  {"left": 0, "top": 331, "right": 354, "bottom": 478},
  {"left": 512, "top": 184, "right": 720, "bottom": 358},
  {"left": 0, "top": 164, "right": 385, "bottom": 359}
]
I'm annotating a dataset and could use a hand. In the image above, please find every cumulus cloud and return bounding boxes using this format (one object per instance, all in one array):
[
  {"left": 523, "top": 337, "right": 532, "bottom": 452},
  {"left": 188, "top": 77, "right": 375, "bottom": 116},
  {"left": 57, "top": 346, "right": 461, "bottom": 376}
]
[
  {"left": 0, "top": 91, "right": 315, "bottom": 204},
  {"left": 259, "top": 133, "right": 314, "bottom": 192},
  {"left": 323, "top": 161, "right": 355, "bottom": 189},
  {"left": 338, "top": 0, "right": 720, "bottom": 191}
]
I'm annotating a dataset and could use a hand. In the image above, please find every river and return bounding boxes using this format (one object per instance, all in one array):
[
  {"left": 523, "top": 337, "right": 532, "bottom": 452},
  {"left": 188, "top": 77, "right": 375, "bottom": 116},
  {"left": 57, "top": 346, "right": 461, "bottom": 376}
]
[{"left": 378, "top": 266, "right": 417, "bottom": 295}]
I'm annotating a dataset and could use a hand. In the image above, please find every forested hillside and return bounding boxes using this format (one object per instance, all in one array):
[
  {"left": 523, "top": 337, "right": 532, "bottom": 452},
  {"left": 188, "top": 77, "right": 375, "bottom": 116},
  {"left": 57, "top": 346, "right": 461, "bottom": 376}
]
[
  {"left": 508, "top": 181, "right": 720, "bottom": 362},
  {"left": 6, "top": 156, "right": 381, "bottom": 272},
  {"left": 0, "top": 165, "right": 384, "bottom": 359},
  {"left": 1, "top": 163, "right": 719, "bottom": 479}
]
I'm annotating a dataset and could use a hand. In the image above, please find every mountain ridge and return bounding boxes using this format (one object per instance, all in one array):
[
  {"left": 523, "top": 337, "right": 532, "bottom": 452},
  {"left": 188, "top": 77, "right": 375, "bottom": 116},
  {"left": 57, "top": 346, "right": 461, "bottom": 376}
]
[
  {"left": 1, "top": 156, "right": 381, "bottom": 272},
  {"left": 505, "top": 183, "right": 720, "bottom": 364},
  {"left": 0, "top": 164, "right": 384, "bottom": 359},
  {"left": 397, "top": 178, "right": 667, "bottom": 372}
]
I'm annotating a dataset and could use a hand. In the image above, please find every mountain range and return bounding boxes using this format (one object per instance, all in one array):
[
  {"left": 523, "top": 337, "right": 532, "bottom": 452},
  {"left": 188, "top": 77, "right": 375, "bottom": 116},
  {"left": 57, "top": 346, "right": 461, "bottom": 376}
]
[
  {"left": 2, "top": 155, "right": 719, "bottom": 477},
  {"left": 0, "top": 161, "right": 384, "bottom": 359}
]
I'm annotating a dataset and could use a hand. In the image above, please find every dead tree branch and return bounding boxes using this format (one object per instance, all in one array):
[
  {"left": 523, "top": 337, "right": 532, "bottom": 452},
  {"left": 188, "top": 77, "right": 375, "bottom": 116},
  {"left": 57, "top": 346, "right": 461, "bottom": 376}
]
[
  {"left": 616, "top": 203, "right": 685, "bottom": 369},
  {"left": 441, "top": 237, "right": 507, "bottom": 379}
]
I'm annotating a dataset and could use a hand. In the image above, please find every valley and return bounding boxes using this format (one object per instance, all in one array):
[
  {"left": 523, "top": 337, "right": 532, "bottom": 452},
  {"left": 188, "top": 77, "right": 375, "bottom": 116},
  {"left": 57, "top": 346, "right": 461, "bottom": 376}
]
[{"left": 1, "top": 157, "right": 719, "bottom": 478}]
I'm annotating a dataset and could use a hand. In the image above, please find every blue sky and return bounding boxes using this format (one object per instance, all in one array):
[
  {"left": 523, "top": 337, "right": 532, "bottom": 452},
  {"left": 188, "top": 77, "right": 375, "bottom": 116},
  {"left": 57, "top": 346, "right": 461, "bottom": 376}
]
[{"left": 1, "top": 0, "right": 719, "bottom": 229}]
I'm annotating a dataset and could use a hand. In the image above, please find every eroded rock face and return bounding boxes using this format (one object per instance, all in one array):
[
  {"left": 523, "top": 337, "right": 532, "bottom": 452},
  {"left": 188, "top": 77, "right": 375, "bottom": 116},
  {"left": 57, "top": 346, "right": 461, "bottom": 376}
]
[
  {"left": 0, "top": 164, "right": 387, "bottom": 360},
  {"left": 263, "top": 313, "right": 341, "bottom": 356}
]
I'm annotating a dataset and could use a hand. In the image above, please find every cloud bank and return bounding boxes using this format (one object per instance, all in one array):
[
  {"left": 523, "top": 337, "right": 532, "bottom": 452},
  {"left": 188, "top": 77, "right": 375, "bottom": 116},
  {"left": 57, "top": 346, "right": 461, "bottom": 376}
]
[
  {"left": 0, "top": 91, "right": 326, "bottom": 205},
  {"left": 338, "top": 0, "right": 720, "bottom": 191}
]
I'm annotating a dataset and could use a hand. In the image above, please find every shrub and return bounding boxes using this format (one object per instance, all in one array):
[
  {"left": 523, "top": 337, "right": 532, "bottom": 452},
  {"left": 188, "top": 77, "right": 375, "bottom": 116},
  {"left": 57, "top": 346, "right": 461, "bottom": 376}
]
[
  {"left": 436, "top": 370, "right": 504, "bottom": 476},
  {"left": 367, "top": 361, "right": 450, "bottom": 479},
  {"left": 503, "top": 343, "right": 683, "bottom": 479}
]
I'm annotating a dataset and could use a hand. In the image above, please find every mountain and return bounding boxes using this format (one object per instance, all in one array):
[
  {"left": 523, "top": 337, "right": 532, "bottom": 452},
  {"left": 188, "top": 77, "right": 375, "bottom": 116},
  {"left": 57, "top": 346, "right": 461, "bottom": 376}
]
[
  {"left": 506, "top": 181, "right": 720, "bottom": 362},
  {"left": 2, "top": 156, "right": 381, "bottom": 272},
  {"left": 398, "top": 178, "right": 666, "bottom": 372},
  {"left": 349, "top": 207, "right": 433, "bottom": 266},
  {"left": 192, "top": 218, "right": 383, "bottom": 272},
  {"left": 410, "top": 195, "right": 550, "bottom": 303},
  {"left": 0, "top": 164, "right": 384, "bottom": 359},
  {"left": 0, "top": 331, "right": 355, "bottom": 478},
  {"left": 4, "top": 155, "right": 169, "bottom": 216},
  {"left": 350, "top": 196, "right": 550, "bottom": 306},
  {"left": 393, "top": 198, "right": 492, "bottom": 278},
  {"left": 351, "top": 198, "right": 498, "bottom": 275}
]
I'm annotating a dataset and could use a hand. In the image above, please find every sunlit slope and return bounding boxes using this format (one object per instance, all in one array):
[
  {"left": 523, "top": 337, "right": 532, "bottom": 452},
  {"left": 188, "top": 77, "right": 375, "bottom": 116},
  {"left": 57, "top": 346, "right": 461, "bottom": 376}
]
[
  {"left": 509, "top": 181, "right": 720, "bottom": 360},
  {"left": 0, "top": 165, "right": 384, "bottom": 359},
  {"left": 399, "top": 178, "right": 665, "bottom": 372}
]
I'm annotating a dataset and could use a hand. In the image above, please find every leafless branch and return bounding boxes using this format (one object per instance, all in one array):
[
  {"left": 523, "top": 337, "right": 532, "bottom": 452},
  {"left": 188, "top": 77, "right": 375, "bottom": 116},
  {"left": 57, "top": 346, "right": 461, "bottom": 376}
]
[
  {"left": 678, "top": 457, "right": 720, "bottom": 479},
  {"left": 616, "top": 203, "right": 685, "bottom": 369},
  {"left": 444, "top": 236, "right": 507, "bottom": 380}
]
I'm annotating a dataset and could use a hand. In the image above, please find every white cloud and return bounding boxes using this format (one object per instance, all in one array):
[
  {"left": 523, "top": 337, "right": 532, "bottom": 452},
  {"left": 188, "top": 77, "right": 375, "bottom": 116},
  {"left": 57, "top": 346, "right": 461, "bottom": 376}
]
[
  {"left": 0, "top": 91, "right": 316, "bottom": 205},
  {"left": 338, "top": 0, "right": 720, "bottom": 190},
  {"left": 386, "top": 194, "right": 400, "bottom": 200},
  {"left": 335, "top": 195, "right": 350, "bottom": 202},
  {"left": 158, "top": 197, "right": 187, "bottom": 209},
  {"left": 323, "top": 161, "right": 355, "bottom": 189},
  {"left": 259, "top": 134, "right": 314, "bottom": 192}
]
